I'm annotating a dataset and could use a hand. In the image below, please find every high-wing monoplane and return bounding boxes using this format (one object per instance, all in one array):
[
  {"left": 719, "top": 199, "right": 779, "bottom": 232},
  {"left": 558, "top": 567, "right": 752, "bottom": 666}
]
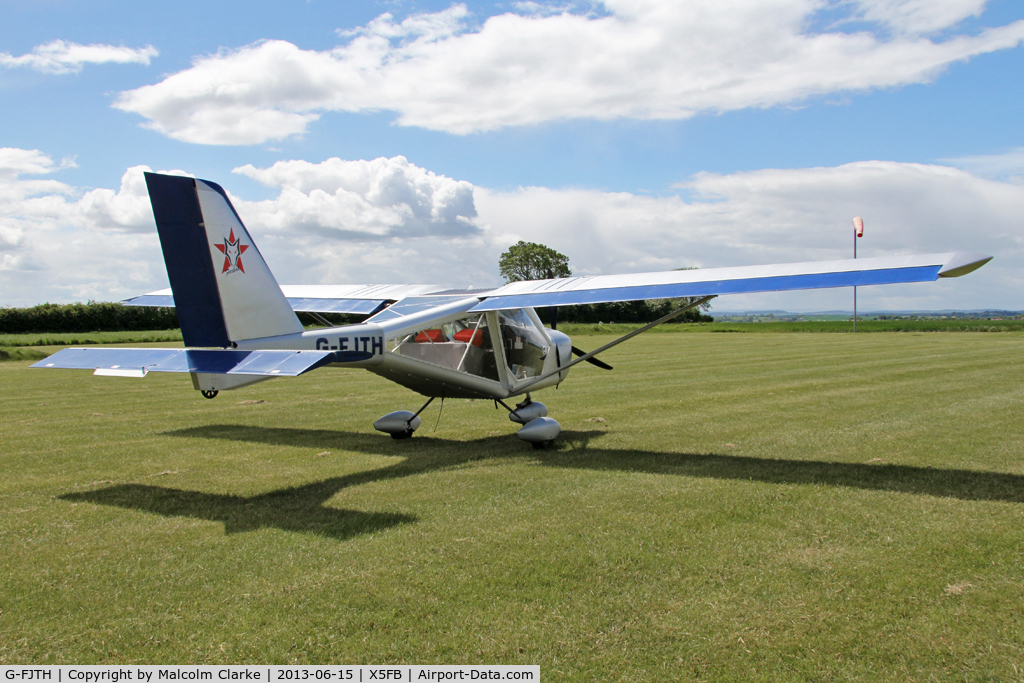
[{"left": 33, "top": 173, "right": 992, "bottom": 447}]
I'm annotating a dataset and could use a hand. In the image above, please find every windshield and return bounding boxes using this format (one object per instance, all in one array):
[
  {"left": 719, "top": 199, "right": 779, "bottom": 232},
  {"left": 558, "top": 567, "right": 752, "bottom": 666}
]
[{"left": 497, "top": 309, "right": 549, "bottom": 381}]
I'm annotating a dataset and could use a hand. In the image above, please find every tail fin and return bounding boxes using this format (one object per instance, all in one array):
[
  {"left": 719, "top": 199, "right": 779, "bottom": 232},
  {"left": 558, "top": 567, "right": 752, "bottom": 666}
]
[{"left": 144, "top": 172, "right": 303, "bottom": 347}]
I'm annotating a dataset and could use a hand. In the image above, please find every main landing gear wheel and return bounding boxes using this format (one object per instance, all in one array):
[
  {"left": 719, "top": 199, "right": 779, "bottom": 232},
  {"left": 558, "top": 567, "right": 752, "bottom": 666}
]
[
  {"left": 496, "top": 399, "right": 562, "bottom": 447},
  {"left": 374, "top": 406, "right": 428, "bottom": 439},
  {"left": 201, "top": 390, "right": 219, "bottom": 399},
  {"left": 519, "top": 420, "right": 559, "bottom": 446}
]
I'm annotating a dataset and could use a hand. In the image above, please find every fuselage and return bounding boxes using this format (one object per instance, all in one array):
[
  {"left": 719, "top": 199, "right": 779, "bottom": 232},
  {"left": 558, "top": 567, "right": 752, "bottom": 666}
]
[{"left": 235, "top": 302, "right": 573, "bottom": 400}]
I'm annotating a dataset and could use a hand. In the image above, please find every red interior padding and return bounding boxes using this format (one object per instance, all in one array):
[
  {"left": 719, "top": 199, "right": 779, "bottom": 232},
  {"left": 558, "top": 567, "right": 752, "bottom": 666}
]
[
  {"left": 453, "top": 329, "right": 484, "bottom": 346},
  {"left": 415, "top": 329, "right": 445, "bottom": 343}
]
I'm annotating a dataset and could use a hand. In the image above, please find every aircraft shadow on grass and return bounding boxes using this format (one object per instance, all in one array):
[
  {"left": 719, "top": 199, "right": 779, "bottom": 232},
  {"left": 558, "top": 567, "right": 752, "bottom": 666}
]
[
  {"left": 61, "top": 425, "right": 1024, "bottom": 541},
  {"left": 60, "top": 482, "right": 416, "bottom": 542}
]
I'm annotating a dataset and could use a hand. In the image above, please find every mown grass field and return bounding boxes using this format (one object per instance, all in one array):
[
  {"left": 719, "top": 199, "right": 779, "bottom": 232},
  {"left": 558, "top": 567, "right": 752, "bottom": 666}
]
[{"left": 2, "top": 331, "right": 1024, "bottom": 679}]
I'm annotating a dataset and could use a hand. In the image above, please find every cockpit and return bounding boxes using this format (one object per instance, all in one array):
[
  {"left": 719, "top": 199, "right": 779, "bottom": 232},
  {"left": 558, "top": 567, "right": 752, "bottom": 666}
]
[{"left": 387, "top": 308, "right": 551, "bottom": 388}]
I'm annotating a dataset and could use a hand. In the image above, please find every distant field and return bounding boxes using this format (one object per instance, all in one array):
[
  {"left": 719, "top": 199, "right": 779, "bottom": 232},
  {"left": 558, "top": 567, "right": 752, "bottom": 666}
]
[
  {"left": 0, "top": 330, "right": 185, "bottom": 363},
  {"left": 559, "top": 318, "right": 1024, "bottom": 335},
  {"left": 0, "top": 347, "right": 48, "bottom": 362},
  {"left": 0, "top": 329, "right": 184, "bottom": 348},
  {"left": 2, "top": 331, "right": 1023, "bottom": 678}
]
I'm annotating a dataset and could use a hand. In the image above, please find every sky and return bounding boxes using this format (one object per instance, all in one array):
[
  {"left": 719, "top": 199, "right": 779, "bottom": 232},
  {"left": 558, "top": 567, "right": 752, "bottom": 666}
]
[{"left": 1, "top": 0, "right": 1023, "bottom": 312}]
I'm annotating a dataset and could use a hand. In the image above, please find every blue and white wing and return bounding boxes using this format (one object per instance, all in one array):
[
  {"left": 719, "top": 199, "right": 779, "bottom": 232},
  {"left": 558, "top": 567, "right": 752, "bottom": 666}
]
[
  {"left": 467, "top": 252, "right": 991, "bottom": 311},
  {"left": 123, "top": 283, "right": 447, "bottom": 315},
  {"left": 122, "top": 252, "right": 992, "bottom": 317}
]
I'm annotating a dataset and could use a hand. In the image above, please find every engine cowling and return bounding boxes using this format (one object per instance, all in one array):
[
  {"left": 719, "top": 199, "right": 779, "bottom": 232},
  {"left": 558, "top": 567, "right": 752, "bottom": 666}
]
[{"left": 547, "top": 329, "right": 574, "bottom": 375}]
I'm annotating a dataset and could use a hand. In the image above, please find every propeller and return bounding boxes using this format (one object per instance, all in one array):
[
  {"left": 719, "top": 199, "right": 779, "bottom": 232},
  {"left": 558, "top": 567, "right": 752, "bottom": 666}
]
[{"left": 572, "top": 346, "right": 613, "bottom": 370}]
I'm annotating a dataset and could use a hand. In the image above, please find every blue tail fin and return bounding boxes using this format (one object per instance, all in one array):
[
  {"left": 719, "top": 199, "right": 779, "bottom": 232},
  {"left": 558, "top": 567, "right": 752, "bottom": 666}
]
[{"left": 144, "top": 172, "right": 303, "bottom": 347}]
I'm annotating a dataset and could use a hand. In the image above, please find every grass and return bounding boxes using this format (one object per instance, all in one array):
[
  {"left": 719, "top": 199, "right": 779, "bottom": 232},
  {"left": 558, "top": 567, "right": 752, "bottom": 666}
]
[
  {"left": 0, "top": 347, "right": 48, "bottom": 362},
  {"left": 2, "top": 331, "right": 1024, "bottom": 679}
]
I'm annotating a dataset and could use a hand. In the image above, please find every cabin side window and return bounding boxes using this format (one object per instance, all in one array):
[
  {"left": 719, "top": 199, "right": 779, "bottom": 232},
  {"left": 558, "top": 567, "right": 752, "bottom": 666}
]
[{"left": 387, "top": 314, "right": 500, "bottom": 382}]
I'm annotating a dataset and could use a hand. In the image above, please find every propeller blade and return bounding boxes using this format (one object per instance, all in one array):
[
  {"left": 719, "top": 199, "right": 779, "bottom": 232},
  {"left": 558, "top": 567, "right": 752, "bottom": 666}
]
[{"left": 572, "top": 346, "right": 613, "bottom": 370}]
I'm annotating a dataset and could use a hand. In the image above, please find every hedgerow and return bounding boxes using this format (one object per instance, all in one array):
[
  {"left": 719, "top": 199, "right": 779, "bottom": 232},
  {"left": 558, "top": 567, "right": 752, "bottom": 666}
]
[{"left": 0, "top": 302, "right": 178, "bottom": 333}]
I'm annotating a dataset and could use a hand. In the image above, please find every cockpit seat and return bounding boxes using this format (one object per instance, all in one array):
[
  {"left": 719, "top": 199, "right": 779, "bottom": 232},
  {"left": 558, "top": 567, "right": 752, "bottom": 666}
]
[
  {"left": 415, "top": 329, "right": 445, "bottom": 343},
  {"left": 453, "top": 329, "right": 484, "bottom": 346}
]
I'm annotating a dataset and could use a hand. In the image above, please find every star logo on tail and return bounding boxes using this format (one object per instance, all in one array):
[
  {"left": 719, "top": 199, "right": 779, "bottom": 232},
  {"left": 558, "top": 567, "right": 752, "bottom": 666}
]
[{"left": 215, "top": 229, "right": 249, "bottom": 274}]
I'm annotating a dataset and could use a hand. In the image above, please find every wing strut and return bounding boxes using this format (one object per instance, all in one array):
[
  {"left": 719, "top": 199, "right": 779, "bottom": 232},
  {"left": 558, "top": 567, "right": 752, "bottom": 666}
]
[
  {"left": 517, "top": 295, "right": 716, "bottom": 391},
  {"left": 306, "top": 311, "right": 334, "bottom": 327}
]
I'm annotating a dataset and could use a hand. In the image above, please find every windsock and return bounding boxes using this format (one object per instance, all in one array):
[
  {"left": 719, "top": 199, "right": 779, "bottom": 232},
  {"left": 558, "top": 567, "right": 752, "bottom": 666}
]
[{"left": 853, "top": 216, "right": 864, "bottom": 237}]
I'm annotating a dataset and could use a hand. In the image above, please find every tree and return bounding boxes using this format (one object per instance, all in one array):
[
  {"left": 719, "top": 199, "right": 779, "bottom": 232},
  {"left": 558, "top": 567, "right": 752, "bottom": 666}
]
[
  {"left": 498, "top": 241, "right": 571, "bottom": 283},
  {"left": 494, "top": 244, "right": 713, "bottom": 324}
]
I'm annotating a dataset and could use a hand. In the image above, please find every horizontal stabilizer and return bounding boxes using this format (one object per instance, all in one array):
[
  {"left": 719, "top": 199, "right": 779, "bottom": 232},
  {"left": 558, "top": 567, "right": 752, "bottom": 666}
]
[
  {"left": 33, "top": 348, "right": 336, "bottom": 377},
  {"left": 122, "top": 293, "right": 177, "bottom": 308}
]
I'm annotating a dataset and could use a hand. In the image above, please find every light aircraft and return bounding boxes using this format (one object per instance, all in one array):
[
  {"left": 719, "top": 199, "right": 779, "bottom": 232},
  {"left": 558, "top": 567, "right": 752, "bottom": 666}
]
[{"left": 33, "top": 173, "right": 992, "bottom": 447}]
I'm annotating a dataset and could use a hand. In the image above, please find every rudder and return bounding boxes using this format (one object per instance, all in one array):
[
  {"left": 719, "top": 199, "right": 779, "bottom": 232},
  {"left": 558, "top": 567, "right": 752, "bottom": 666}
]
[{"left": 144, "top": 172, "right": 303, "bottom": 347}]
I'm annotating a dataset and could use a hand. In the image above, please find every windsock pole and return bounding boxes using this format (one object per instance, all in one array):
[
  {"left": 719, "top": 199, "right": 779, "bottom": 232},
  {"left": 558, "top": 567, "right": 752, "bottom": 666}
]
[{"left": 853, "top": 217, "right": 864, "bottom": 332}]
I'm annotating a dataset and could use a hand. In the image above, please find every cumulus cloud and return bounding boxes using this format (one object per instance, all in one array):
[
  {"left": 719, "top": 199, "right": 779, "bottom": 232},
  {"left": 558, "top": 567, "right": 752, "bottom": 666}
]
[
  {"left": 113, "top": 0, "right": 1024, "bottom": 144},
  {"left": 232, "top": 156, "right": 479, "bottom": 239},
  {"left": 0, "top": 147, "right": 73, "bottom": 179},
  {"left": 2, "top": 150, "right": 1020, "bottom": 311},
  {"left": 224, "top": 156, "right": 486, "bottom": 286},
  {"left": 945, "top": 146, "right": 1024, "bottom": 183},
  {"left": 0, "top": 152, "right": 167, "bottom": 301},
  {"left": 0, "top": 148, "right": 76, "bottom": 256},
  {"left": 0, "top": 40, "right": 158, "bottom": 75},
  {"left": 477, "top": 160, "right": 1024, "bottom": 310},
  {"left": 0, "top": 152, "right": 488, "bottom": 304}
]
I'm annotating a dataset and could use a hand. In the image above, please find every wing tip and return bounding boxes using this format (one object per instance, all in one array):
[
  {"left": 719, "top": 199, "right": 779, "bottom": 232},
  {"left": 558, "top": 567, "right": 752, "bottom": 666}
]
[{"left": 938, "top": 253, "right": 993, "bottom": 278}]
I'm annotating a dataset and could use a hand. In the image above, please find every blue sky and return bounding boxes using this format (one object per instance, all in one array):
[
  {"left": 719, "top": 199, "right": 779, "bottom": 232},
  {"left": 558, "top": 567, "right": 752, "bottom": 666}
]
[{"left": 2, "top": 0, "right": 1023, "bottom": 311}]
